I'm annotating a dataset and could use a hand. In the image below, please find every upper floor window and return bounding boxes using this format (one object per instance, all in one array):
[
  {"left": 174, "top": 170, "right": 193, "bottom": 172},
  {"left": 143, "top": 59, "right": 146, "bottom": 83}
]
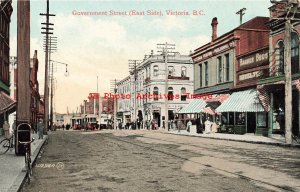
[
  {"left": 204, "top": 62, "right": 208, "bottom": 86},
  {"left": 153, "top": 87, "right": 159, "bottom": 101},
  {"left": 217, "top": 56, "right": 223, "bottom": 83},
  {"left": 168, "top": 87, "right": 174, "bottom": 101},
  {"left": 181, "top": 66, "right": 187, "bottom": 77},
  {"left": 277, "top": 41, "right": 284, "bottom": 75},
  {"left": 168, "top": 66, "right": 175, "bottom": 76},
  {"left": 199, "top": 64, "right": 203, "bottom": 87},
  {"left": 291, "top": 32, "right": 299, "bottom": 74},
  {"left": 153, "top": 65, "right": 159, "bottom": 76},
  {"left": 225, "top": 54, "right": 230, "bottom": 81},
  {"left": 181, "top": 87, "right": 187, "bottom": 101}
]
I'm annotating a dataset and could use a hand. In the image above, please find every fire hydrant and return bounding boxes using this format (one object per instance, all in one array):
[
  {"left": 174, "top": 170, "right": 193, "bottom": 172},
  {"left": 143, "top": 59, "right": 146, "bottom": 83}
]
[{"left": 3, "top": 121, "right": 10, "bottom": 139}]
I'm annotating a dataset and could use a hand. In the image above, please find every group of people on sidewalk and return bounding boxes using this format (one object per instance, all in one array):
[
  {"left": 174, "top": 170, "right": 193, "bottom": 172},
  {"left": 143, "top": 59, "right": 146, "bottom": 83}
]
[{"left": 186, "top": 117, "right": 220, "bottom": 134}]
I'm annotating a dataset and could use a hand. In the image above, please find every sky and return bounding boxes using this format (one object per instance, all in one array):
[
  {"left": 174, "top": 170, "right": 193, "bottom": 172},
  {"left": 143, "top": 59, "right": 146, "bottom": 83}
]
[{"left": 9, "top": 0, "right": 272, "bottom": 114}]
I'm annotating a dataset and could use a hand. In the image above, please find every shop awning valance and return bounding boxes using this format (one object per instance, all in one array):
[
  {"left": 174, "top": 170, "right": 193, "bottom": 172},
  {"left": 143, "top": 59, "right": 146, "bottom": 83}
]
[
  {"left": 0, "top": 91, "right": 16, "bottom": 114},
  {"left": 215, "top": 89, "right": 265, "bottom": 113},
  {"left": 177, "top": 99, "right": 206, "bottom": 114}
]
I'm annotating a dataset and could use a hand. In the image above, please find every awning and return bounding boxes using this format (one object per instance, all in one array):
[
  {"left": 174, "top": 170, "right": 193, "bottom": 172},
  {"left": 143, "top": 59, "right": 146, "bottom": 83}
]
[
  {"left": 205, "top": 94, "right": 230, "bottom": 103},
  {"left": 215, "top": 89, "right": 265, "bottom": 113},
  {"left": 0, "top": 91, "right": 16, "bottom": 114},
  {"left": 202, "top": 107, "right": 217, "bottom": 115},
  {"left": 177, "top": 99, "right": 206, "bottom": 114}
]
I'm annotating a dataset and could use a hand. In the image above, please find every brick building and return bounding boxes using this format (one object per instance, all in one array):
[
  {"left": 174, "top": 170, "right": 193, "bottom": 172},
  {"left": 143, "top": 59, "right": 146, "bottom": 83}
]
[{"left": 192, "top": 16, "right": 270, "bottom": 135}]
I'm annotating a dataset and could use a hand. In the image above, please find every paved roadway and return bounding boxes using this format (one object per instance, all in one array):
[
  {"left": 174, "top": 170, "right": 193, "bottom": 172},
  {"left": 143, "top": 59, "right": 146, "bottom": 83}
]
[{"left": 21, "top": 130, "right": 300, "bottom": 192}]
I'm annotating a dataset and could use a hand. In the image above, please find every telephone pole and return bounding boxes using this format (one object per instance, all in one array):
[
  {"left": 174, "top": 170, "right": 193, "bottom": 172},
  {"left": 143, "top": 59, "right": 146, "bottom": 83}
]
[
  {"left": 44, "top": 36, "right": 57, "bottom": 131},
  {"left": 157, "top": 42, "right": 175, "bottom": 131},
  {"left": 40, "top": 0, "right": 55, "bottom": 134},
  {"left": 110, "top": 79, "right": 118, "bottom": 129},
  {"left": 236, "top": 8, "right": 246, "bottom": 25},
  {"left": 129, "top": 60, "right": 140, "bottom": 129}
]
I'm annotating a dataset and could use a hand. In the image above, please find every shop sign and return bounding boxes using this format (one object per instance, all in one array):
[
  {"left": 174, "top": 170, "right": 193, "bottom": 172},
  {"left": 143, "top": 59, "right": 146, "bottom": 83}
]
[
  {"left": 239, "top": 50, "right": 268, "bottom": 67},
  {"left": 238, "top": 71, "right": 260, "bottom": 81},
  {"left": 194, "top": 41, "right": 235, "bottom": 62}
]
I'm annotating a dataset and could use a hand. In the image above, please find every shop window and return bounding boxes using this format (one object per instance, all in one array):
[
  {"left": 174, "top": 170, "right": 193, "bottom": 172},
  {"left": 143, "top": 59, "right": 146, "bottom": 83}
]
[
  {"left": 236, "top": 112, "right": 246, "bottom": 125},
  {"left": 181, "top": 87, "right": 187, "bottom": 101}
]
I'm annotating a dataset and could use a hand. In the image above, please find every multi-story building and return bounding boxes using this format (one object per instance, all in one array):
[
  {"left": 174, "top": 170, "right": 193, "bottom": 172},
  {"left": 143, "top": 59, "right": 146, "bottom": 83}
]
[
  {"left": 192, "top": 16, "right": 270, "bottom": 135},
  {"left": 258, "top": 1, "right": 300, "bottom": 138},
  {"left": 117, "top": 50, "right": 194, "bottom": 128},
  {"left": 0, "top": 0, "right": 14, "bottom": 131},
  {"left": 116, "top": 76, "right": 131, "bottom": 126}
]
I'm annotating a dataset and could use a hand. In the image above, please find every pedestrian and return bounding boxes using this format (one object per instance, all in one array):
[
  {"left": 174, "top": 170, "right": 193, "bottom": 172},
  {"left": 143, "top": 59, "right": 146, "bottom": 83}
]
[
  {"left": 187, "top": 120, "right": 192, "bottom": 133},
  {"left": 204, "top": 117, "right": 212, "bottom": 134},
  {"left": 37, "top": 118, "right": 44, "bottom": 139},
  {"left": 3, "top": 121, "right": 10, "bottom": 139},
  {"left": 62, "top": 124, "right": 65, "bottom": 130}
]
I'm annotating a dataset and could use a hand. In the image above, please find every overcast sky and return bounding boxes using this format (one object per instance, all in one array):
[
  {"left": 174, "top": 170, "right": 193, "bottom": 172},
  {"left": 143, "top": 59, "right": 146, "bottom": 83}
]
[{"left": 10, "top": 0, "right": 271, "bottom": 114}]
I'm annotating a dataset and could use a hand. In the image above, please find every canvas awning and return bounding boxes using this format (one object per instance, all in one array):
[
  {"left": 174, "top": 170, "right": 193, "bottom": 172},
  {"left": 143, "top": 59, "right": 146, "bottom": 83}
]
[
  {"left": 0, "top": 91, "right": 16, "bottom": 114},
  {"left": 215, "top": 89, "right": 265, "bottom": 113},
  {"left": 202, "top": 107, "right": 217, "bottom": 115},
  {"left": 177, "top": 99, "right": 206, "bottom": 114}
]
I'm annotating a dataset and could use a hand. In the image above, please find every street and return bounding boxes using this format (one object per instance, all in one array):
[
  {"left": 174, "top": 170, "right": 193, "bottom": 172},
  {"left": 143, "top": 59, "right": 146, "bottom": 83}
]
[{"left": 21, "top": 130, "right": 300, "bottom": 192}]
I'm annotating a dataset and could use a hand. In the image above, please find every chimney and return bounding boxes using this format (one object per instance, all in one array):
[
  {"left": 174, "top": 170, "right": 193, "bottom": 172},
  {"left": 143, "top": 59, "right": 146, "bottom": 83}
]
[{"left": 211, "top": 17, "right": 218, "bottom": 41}]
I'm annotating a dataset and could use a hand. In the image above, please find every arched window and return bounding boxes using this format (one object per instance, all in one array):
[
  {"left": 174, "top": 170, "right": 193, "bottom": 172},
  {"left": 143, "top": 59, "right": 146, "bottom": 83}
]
[
  {"left": 153, "top": 65, "right": 159, "bottom": 76},
  {"left": 276, "top": 41, "right": 284, "bottom": 75},
  {"left": 181, "top": 87, "right": 187, "bottom": 101},
  {"left": 168, "top": 66, "right": 175, "bottom": 76},
  {"left": 153, "top": 87, "right": 159, "bottom": 101},
  {"left": 168, "top": 87, "right": 174, "bottom": 101},
  {"left": 291, "top": 32, "right": 299, "bottom": 74}
]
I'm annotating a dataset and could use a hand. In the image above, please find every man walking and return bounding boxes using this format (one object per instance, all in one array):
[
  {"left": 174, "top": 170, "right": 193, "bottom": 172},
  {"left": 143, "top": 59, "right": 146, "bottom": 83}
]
[{"left": 37, "top": 118, "right": 44, "bottom": 139}]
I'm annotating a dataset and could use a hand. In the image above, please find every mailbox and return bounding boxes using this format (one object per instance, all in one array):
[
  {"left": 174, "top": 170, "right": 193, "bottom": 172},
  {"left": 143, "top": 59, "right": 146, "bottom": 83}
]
[{"left": 15, "top": 123, "right": 31, "bottom": 156}]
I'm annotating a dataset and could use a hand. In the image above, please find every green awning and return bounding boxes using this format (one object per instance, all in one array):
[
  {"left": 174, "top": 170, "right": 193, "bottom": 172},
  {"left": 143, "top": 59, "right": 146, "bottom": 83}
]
[
  {"left": 215, "top": 89, "right": 265, "bottom": 113},
  {"left": 177, "top": 99, "right": 207, "bottom": 114}
]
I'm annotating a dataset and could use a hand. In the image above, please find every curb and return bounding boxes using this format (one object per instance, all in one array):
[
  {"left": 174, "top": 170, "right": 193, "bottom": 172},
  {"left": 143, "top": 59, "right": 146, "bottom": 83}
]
[
  {"left": 163, "top": 131, "right": 300, "bottom": 148},
  {"left": 8, "top": 136, "right": 49, "bottom": 192}
]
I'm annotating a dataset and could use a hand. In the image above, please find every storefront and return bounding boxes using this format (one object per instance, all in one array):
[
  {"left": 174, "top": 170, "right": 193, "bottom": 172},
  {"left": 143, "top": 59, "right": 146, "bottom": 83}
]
[{"left": 216, "top": 89, "right": 268, "bottom": 135}]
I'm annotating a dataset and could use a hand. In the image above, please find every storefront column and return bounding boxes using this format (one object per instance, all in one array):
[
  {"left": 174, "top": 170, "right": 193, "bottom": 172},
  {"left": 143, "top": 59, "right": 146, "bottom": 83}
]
[
  {"left": 245, "top": 112, "right": 248, "bottom": 133},
  {"left": 298, "top": 91, "right": 300, "bottom": 135}
]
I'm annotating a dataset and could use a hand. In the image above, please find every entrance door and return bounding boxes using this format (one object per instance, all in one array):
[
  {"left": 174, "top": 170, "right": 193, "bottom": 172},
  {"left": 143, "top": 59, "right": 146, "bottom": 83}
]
[
  {"left": 153, "top": 112, "right": 161, "bottom": 127},
  {"left": 292, "top": 90, "right": 299, "bottom": 136},
  {"left": 247, "top": 112, "right": 256, "bottom": 133}
]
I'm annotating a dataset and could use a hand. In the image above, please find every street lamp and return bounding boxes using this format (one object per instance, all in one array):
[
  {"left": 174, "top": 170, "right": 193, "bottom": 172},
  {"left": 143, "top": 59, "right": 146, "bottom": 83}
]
[{"left": 49, "top": 60, "right": 70, "bottom": 131}]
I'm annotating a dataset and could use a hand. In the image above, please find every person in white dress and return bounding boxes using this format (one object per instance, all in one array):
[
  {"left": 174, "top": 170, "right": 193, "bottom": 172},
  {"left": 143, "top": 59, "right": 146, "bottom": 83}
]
[{"left": 204, "top": 117, "right": 212, "bottom": 134}]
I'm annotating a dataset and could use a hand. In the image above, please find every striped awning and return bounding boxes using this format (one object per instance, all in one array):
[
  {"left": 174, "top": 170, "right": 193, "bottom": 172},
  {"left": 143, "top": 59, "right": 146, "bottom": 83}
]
[
  {"left": 202, "top": 107, "right": 216, "bottom": 115},
  {"left": 215, "top": 89, "right": 265, "bottom": 113},
  {"left": 0, "top": 91, "right": 16, "bottom": 114},
  {"left": 177, "top": 99, "right": 206, "bottom": 114}
]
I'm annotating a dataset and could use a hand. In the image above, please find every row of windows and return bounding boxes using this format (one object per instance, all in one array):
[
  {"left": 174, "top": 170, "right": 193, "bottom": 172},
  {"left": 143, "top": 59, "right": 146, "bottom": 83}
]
[
  {"left": 199, "top": 53, "right": 230, "bottom": 87},
  {"left": 152, "top": 65, "right": 187, "bottom": 77}
]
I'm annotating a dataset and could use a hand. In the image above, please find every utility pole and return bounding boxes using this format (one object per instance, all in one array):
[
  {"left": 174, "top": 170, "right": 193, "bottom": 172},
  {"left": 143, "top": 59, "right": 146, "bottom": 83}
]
[
  {"left": 16, "top": 0, "right": 31, "bottom": 125},
  {"left": 129, "top": 60, "right": 140, "bottom": 130},
  {"left": 40, "top": 0, "right": 55, "bottom": 134},
  {"left": 44, "top": 36, "right": 57, "bottom": 131},
  {"left": 157, "top": 42, "right": 175, "bottom": 131},
  {"left": 110, "top": 79, "right": 118, "bottom": 129},
  {"left": 270, "top": 0, "right": 300, "bottom": 144},
  {"left": 236, "top": 8, "right": 246, "bottom": 25}
]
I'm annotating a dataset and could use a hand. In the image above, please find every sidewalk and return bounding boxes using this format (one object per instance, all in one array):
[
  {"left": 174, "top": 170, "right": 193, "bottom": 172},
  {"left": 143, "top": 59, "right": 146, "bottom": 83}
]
[
  {"left": 160, "top": 129, "right": 300, "bottom": 147},
  {"left": 0, "top": 133, "right": 48, "bottom": 192}
]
